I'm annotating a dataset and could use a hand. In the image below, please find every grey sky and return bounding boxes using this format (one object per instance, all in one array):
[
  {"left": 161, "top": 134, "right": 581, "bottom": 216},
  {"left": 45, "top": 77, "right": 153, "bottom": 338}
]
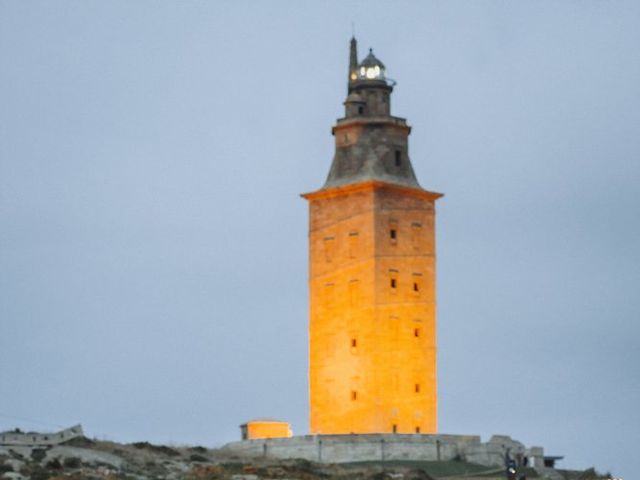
[{"left": 1, "top": 1, "right": 639, "bottom": 477}]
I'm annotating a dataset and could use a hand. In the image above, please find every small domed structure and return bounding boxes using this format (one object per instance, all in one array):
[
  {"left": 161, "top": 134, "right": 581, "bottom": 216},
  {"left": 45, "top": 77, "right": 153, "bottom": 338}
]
[
  {"left": 344, "top": 91, "right": 366, "bottom": 116},
  {"left": 358, "top": 48, "right": 386, "bottom": 80},
  {"left": 345, "top": 92, "right": 365, "bottom": 103}
]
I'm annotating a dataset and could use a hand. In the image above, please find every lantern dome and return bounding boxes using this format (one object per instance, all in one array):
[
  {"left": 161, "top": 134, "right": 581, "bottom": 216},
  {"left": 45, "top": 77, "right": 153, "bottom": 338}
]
[{"left": 357, "top": 49, "right": 386, "bottom": 80}]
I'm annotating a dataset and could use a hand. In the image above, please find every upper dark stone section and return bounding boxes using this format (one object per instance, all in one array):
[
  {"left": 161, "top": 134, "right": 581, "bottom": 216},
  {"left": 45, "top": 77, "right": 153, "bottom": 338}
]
[
  {"left": 322, "top": 41, "right": 422, "bottom": 191},
  {"left": 323, "top": 119, "right": 421, "bottom": 190}
]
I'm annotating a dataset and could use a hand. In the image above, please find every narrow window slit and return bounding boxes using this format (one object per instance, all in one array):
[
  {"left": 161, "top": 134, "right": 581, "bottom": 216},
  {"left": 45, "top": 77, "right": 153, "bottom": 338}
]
[{"left": 395, "top": 150, "right": 402, "bottom": 167}]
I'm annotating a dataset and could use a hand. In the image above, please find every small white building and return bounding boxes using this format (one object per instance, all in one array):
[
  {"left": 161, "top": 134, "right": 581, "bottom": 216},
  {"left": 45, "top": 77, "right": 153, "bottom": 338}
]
[{"left": 0, "top": 424, "right": 83, "bottom": 447}]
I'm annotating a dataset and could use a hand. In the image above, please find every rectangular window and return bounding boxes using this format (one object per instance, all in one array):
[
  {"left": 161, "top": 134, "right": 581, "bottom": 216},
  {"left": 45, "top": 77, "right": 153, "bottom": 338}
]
[
  {"left": 395, "top": 150, "right": 402, "bottom": 167},
  {"left": 411, "top": 222, "right": 422, "bottom": 250},
  {"left": 414, "top": 328, "right": 420, "bottom": 338},
  {"left": 389, "top": 270, "right": 398, "bottom": 293},
  {"left": 351, "top": 338, "right": 357, "bottom": 348},
  {"left": 323, "top": 236, "right": 335, "bottom": 263},
  {"left": 351, "top": 390, "right": 358, "bottom": 401},
  {"left": 348, "top": 231, "right": 359, "bottom": 259},
  {"left": 389, "top": 219, "right": 398, "bottom": 245},
  {"left": 392, "top": 424, "right": 398, "bottom": 433},
  {"left": 412, "top": 273, "right": 422, "bottom": 297},
  {"left": 415, "top": 426, "right": 421, "bottom": 434},
  {"left": 415, "top": 383, "right": 420, "bottom": 393}
]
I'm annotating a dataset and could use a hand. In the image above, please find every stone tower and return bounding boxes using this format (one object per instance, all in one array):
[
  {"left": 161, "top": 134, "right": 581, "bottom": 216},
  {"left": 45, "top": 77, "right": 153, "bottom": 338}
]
[{"left": 302, "top": 38, "right": 443, "bottom": 435}]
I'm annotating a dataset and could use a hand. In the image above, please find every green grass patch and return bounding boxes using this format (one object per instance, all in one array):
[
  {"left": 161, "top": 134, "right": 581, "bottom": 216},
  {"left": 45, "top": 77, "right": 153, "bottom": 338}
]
[{"left": 344, "top": 460, "right": 504, "bottom": 478}]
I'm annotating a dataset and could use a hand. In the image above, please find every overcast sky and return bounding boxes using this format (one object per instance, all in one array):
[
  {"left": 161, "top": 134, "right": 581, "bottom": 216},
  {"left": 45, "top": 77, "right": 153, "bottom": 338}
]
[{"left": 1, "top": 1, "right": 639, "bottom": 478}]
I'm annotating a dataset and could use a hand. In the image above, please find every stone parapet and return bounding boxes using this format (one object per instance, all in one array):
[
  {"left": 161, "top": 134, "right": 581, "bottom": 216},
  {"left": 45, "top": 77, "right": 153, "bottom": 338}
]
[
  {"left": 221, "top": 433, "right": 546, "bottom": 471},
  {"left": 221, "top": 433, "right": 479, "bottom": 464}
]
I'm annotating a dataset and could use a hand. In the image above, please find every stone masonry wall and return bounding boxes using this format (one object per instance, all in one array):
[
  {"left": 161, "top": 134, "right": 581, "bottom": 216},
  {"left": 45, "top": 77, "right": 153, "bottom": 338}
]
[
  {"left": 221, "top": 433, "right": 545, "bottom": 470},
  {"left": 222, "top": 433, "right": 479, "bottom": 464},
  {"left": 0, "top": 424, "right": 83, "bottom": 446}
]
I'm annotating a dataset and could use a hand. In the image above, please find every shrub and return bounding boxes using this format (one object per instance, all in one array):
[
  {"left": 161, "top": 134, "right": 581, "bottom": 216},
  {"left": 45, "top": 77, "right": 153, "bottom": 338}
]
[
  {"left": 30, "top": 448, "right": 47, "bottom": 462},
  {"left": 190, "top": 454, "right": 209, "bottom": 462},
  {"left": 28, "top": 465, "right": 50, "bottom": 480},
  {"left": 294, "top": 458, "right": 313, "bottom": 471},
  {"left": 45, "top": 458, "right": 63, "bottom": 470},
  {"left": 63, "top": 456, "right": 82, "bottom": 468},
  {"left": 131, "top": 441, "right": 179, "bottom": 457}
]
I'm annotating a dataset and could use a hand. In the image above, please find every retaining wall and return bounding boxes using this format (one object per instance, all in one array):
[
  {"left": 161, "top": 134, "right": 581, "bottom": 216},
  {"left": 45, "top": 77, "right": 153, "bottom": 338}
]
[
  {"left": 222, "top": 433, "right": 480, "bottom": 463},
  {"left": 0, "top": 425, "right": 83, "bottom": 446},
  {"left": 221, "top": 433, "right": 545, "bottom": 469}
]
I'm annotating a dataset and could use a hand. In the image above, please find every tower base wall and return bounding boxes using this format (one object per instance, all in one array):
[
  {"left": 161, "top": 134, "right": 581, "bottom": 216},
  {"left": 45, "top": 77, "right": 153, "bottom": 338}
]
[{"left": 220, "top": 433, "right": 544, "bottom": 469}]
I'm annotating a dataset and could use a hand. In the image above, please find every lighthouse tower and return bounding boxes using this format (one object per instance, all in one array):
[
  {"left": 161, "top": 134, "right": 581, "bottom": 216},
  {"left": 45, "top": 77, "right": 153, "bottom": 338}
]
[{"left": 303, "top": 38, "right": 443, "bottom": 435}]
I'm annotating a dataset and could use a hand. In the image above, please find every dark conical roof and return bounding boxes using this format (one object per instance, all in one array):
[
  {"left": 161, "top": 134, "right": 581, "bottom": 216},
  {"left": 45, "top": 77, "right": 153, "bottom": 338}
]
[
  {"left": 323, "top": 135, "right": 421, "bottom": 190},
  {"left": 359, "top": 48, "right": 385, "bottom": 69}
]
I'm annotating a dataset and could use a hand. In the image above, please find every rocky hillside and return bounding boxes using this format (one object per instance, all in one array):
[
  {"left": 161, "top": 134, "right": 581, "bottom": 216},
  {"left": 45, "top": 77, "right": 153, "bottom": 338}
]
[{"left": 0, "top": 437, "right": 609, "bottom": 480}]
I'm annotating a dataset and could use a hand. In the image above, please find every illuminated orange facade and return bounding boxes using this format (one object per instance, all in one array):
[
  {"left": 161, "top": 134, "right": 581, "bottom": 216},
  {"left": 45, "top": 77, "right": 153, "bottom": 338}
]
[
  {"left": 240, "top": 420, "right": 292, "bottom": 440},
  {"left": 303, "top": 38, "right": 442, "bottom": 435}
]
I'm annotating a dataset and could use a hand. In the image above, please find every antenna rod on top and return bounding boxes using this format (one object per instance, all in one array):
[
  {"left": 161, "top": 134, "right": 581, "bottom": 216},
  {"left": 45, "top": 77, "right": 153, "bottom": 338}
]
[{"left": 348, "top": 32, "right": 358, "bottom": 92}]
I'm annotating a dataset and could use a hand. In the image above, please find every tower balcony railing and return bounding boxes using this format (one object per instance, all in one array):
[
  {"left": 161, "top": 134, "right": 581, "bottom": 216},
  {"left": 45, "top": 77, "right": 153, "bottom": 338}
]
[{"left": 335, "top": 115, "right": 408, "bottom": 128}]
